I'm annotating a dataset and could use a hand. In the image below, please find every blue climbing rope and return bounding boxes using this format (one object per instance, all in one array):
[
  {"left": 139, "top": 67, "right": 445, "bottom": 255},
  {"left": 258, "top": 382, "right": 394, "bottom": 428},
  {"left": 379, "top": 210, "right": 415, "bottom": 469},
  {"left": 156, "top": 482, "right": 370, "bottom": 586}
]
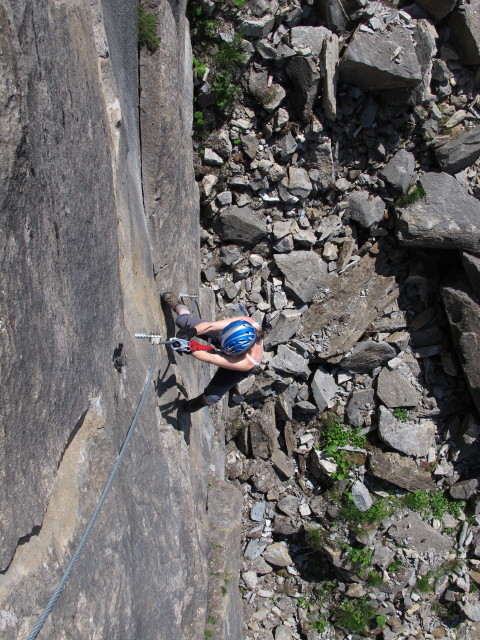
[{"left": 27, "top": 342, "right": 158, "bottom": 640}]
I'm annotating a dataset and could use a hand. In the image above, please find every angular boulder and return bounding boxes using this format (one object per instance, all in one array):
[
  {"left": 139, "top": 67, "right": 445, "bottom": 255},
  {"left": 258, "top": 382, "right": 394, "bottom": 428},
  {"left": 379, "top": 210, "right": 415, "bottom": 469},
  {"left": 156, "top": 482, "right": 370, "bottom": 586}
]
[
  {"left": 416, "top": 0, "right": 457, "bottom": 20},
  {"left": 450, "top": 3, "right": 480, "bottom": 65},
  {"left": 285, "top": 56, "right": 320, "bottom": 122},
  {"left": 380, "top": 149, "right": 416, "bottom": 193},
  {"left": 462, "top": 252, "right": 480, "bottom": 299},
  {"left": 289, "top": 26, "right": 331, "bottom": 55},
  {"left": 376, "top": 367, "right": 421, "bottom": 408},
  {"left": 274, "top": 250, "right": 328, "bottom": 304},
  {"left": 368, "top": 451, "right": 436, "bottom": 491},
  {"left": 442, "top": 287, "right": 480, "bottom": 416},
  {"left": 215, "top": 205, "right": 267, "bottom": 245},
  {"left": 395, "top": 172, "right": 480, "bottom": 255},
  {"left": 388, "top": 513, "right": 453, "bottom": 554},
  {"left": 346, "top": 191, "right": 385, "bottom": 229},
  {"left": 300, "top": 248, "right": 397, "bottom": 361},
  {"left": 311, "top": 367, "right": 340, "bottom": 412},
  {"left": 340, "top": 340, "right": 396, "bottom": 374},
  {"left": 264, "top": 309, "right": 302, "bottom": 349},
  {"left": 378, "top": 406, "right": 435, "bottom": 458},
  {"left": 339, "top": 25, "right": 423, "bottom": 91},
  {"left": 270, "top": 344, "right": 310, "bottom": 380},
  {"left": 434, "top": 125, "right": 480, "bottom": 175}
]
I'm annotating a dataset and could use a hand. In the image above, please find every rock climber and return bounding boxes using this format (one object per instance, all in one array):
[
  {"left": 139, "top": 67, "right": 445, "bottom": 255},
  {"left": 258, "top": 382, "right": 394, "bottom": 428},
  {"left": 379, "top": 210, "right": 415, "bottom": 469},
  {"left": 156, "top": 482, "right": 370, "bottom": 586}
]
[{"left": 161, "top": 292, "right": 264, "bottom": 412}]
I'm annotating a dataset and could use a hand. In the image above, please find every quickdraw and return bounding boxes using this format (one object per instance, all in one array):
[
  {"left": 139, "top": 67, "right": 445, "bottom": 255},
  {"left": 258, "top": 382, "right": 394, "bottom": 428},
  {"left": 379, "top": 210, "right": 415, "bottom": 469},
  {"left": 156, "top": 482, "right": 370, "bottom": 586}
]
[{"left": 134, "top": 334, "right": 213, "bottom": 353}]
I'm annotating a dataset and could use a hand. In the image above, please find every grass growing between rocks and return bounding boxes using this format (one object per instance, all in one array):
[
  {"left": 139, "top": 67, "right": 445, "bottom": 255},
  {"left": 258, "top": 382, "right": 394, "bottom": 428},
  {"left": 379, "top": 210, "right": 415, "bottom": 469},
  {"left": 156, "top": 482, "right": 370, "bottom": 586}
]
[
  {"left": 396, "top": 181, "right": 426, "bottom": 207},
  {"left": 402, "top": 490, "right": 465, "bottom": 520},
  {"left": 137, "top": 3, "right": 160, "bottom": 52},
  {"left": 318, "top": 415, "right": 367, "bottom": 481},
  {"left": 188, "top": 0, "right": 247, "bottom": 130},
  {"left": 333, "top": 597, "right": 383, "bottom": 634}
]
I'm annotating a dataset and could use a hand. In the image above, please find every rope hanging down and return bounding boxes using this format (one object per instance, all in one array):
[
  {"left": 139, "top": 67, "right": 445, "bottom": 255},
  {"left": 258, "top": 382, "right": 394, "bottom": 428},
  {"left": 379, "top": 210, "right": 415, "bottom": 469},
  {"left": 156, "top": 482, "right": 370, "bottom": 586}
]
[{"left": 27, "top": 342, "right": 158, "bottom": 640}]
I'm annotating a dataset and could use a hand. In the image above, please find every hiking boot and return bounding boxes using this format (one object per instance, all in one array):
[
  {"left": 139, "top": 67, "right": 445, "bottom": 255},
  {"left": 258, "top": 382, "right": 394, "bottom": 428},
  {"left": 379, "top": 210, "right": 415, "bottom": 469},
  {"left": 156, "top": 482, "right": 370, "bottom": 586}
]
[
  {"left": 182, "top": 394, "right": 207, "bottom": 413},
  {"left": 161, "top": 291, "right": 182, "bottom": 311}
]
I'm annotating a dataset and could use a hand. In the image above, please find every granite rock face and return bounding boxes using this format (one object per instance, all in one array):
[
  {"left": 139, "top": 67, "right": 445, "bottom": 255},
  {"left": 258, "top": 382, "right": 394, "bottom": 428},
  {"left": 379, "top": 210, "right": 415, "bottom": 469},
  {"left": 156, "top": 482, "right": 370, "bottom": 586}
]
[{"left": 0, "top": 2, "right": 232, "bottom": 639}]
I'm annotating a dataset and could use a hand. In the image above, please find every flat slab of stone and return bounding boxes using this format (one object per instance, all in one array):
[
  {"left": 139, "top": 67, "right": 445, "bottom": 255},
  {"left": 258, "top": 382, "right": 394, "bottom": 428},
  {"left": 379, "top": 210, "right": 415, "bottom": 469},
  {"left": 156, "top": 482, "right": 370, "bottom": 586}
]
[
  {"left": 339, "top": 25, "right": 423, "bottom": 91},
  {"left": 215, "top": 205, "right": 267, "bottom": 245},
  {"left": 340, "top": 340, "right": 396, "bottom": 373},
  {"left": 249, "top": 401, "right": 280, "bottom": 459},
  {"left": 376, "top": 367, "right": 421, "bottom": 408},
  {"left": 388, "top": 513, "right": 453, "bottom": 554},
  {"left": 274, "top": 250, "right": 328, "bottom": 304},
  {"left": 299, "top": 247, "right": 397, "bottom": 361},
  {"left": 368, "top": 451, "right": 436, "bottom": 491},
  {"left": 416, "top": 0, "right": 456, "bottom": 20},
  {"left": 346, "top": 191, "right": 385, "bottom": 229},
  {"left": 265, "top": 309, "right": 302, "bottom": 349},
  {"left": 285, "top": 56, "right": 320, "bottom": 122},
  {"left": 380, "top": 149, "right": 416, "bottom": 193},
  {"left": 345, "top": 388, "right": 375, "bottom": 427},
  {"left": 378, "top": 406, "right": 435, "bottom": 458},
  {"left": 442, "top": 287, "right": 480, "bottom": 415},
  {"left": 270, "top": 344, "right": 310, "bottom": 380},
  {"left": 271, "top": 449, "right": 296, "bottom": 479},
  {"left": 311, "top": 367, "right": 340, "bottom": 412},
  {"left": 434, "top": 125, "right": 480, "bottom": 175},
  {"left": 289, "top": 26, "right": 331, "bottom": 55},
  {"left": 450, "top": 3, "right": 480, "bottom": 65},
  {"left": 462, "top": 252, "right": 480, "bottom": 299},
  {"left": 263, "top": 542, "right": 293, "bottom": 567},
  {"left": 395, "top": 172, "right": 480, "bottom": 255}
]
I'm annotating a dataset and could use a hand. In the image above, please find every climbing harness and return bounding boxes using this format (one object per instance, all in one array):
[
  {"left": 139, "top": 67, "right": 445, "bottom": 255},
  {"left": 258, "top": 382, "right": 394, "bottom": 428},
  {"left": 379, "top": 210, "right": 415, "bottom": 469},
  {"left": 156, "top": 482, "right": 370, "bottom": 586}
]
[
  {"left": 27, "top": 340, "right": 158, "bottom": 640},
  {"left": 134, "top": 333, "right": 213, "bottom": 353}
]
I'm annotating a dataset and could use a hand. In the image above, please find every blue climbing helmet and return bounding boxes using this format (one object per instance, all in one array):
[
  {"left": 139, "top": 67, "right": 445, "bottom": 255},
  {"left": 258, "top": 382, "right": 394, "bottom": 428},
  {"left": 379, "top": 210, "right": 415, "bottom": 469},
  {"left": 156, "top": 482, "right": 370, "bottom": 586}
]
[{"left": 220, "top": 320, "right": 257, "bottom": 355}]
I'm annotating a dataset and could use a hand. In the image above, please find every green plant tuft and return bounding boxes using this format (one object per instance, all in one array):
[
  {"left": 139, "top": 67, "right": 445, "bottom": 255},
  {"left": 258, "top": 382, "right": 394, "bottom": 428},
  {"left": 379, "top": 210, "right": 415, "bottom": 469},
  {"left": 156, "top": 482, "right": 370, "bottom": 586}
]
[
  {"left": 396, "top": 181, "right": 426, "bottom": 207},
  {"left": 319, "top": 415, "right": 367, "bottom": 481},
  {"left": 334, "top": 597, "right": 377, "bottom": 633},
  {"left": 138, "top": 3, "right": 160, "bottom": 52},
  {"left": 392, "top": 407, "right": 409, "bottom": 422},
  {"left": 366, "top": 571, "right": 384, "bottom": 587},
  {"left": 415, "top": 574, "right": 434, "bottom": 593}
]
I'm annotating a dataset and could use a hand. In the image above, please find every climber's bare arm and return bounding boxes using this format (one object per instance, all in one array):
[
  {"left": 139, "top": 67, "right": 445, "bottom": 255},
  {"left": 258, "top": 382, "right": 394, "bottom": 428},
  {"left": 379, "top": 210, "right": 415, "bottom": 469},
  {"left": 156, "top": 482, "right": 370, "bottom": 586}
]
[
  {"left": 191, "top": 350, "right": 254, "bottom": 371},
  {"left": 193, "top": 316, "right": 253, "bottom": 335}
]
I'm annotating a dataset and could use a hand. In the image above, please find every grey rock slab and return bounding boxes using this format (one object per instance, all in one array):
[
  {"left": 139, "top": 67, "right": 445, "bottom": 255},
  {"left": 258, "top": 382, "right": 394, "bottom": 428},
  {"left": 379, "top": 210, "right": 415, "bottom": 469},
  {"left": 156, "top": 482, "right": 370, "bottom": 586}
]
[
  {"left": 251, "top": 501, "right": 266, "bottom": 522},
  {"left": 277, "top": 495, "right": 301, "bottom": 518},
  {"left": 351, "top": 480, "right": 373, "bottom": 512},
  {"left": 395, "top": 172, "right": 480, "bottom": 255},
  {"left": 215, "top": 205, "right": 267, "bottom": 245},
  {"left": 285, "top": 56, "right": 320, "bottom": 122},
  {"left": 442, "top": 287, "right": 480, "bottom": 415},
  {"left": 203, "top": 147, "right": 224, "bottom": 166},
  {"left": 289, "top": 26, "right": 332, "bottom": 55},
  {"left": 275, "top": 625, "right": 294, "bottom": 640},
  {"left": 339, "top": 25, "right": 423, "bottom": 92},
  {"left": 368, "top": 451, "right": 436, "bottom": 491},
  {"left": 380, "top": 149, "right": 416, "bottom": 193},
  {"left": 241, "top": 133, "right": 259, "bottom": 160},
  {"left": 345, "top": 388, "right": 375, "bottom": 427},
  {"left": 265, "top": 310, "right": 302, "bottom": 349},
  {"left": 270, "top": 344, "right": 310, "bottom": 380},
  {"left": 376, "top": 367, "right": 421, "bottom": 408},
  {"left": 372, "top": 544, "right": 395, "bottom": 569},
  {"left": 449, "top": 478, "right": 480, "bottom": 501},
  {"left": 249, "top": 401, "right": 280, "bottom": 459},
  {"left": 300, "top": 248, "right": 397, "bottom": 361},
  {"left": 346, "top": 191, "right": 385, "bottom": 229},
  {"left": 240, "top": 15, "right": 275, "bottom": 39},
  {"left": 274, "top": 250, "right": 328, "bottom": 304},
  {"left": 285, "top": 166, "right": 313, "bottom": 199},
  {"left": 462, "top": 252, "right": 480, "bottom": 299},
  {"left": 263, "top": 542, "right": 293, "bottom": 567},
  {"left": 416, "top": 0, "right": 456, "bottom": 20},
  {"left": 388, "top": 512, "right": 453, "bottom": 554},
  {"left": 245, "top": 538, "right": 270, "bottom": 559},
  {"left": 434, "top": 125, "right": 480, "bottom": 175},
  {"left": 321, "top": 32, "right": 339, "bottom": 120},
  {"left": 450, "top": 3, "right": 480, "bottom": 65},
  {"left": 340, "top": 340, "right": 396, "bottom": 374},
  {"left": 271, "top": 449, "right": 296, "bottom": 479},
  {"left": 311, "top": 367, "right": 340, "bottom": 412},
  {"left": 378, "top": 406, "right": 435, "bottom": 458}
]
